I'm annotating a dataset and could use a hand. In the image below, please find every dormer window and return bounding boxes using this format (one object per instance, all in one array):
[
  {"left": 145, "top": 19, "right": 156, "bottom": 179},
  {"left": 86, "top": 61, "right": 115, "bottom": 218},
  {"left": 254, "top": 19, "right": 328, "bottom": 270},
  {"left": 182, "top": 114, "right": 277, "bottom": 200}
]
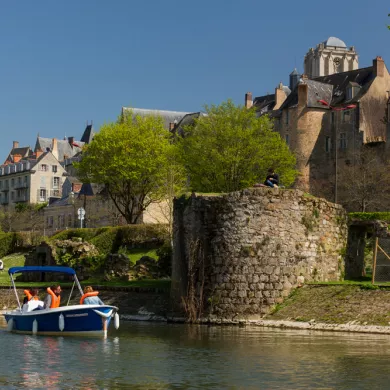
[{"left": 346, "top": 82, "right": 361, "bottom": 101}]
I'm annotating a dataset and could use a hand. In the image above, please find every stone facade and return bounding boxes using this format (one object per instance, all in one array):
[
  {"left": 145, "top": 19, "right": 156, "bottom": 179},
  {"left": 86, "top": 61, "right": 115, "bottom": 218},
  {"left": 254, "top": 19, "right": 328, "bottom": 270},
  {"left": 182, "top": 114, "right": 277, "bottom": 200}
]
[
  {"left": 171, "top": 188, "right": 347, "bottom": 321},
  {"left": 304, "top": 37, "right": 358, "bottom": 78},
  {"left": 273, "top": 57, "right": 390, "bottom": 204},
  {"left": 0, "top": 151, "right": 66, "bottom": 206}
]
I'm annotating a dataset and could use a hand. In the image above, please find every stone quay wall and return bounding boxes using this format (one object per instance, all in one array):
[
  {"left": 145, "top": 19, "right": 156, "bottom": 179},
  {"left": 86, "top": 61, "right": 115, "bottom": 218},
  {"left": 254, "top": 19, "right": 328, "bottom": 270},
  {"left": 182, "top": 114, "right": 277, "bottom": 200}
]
[{"left": 171, "top": 188, "right": 347, "bottom": 321}]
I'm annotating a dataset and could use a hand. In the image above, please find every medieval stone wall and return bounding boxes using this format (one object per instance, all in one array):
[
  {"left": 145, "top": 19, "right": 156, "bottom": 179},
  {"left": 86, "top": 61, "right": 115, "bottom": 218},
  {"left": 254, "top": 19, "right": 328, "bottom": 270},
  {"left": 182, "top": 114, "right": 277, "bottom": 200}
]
[{"left": 171, "top": 188, "right": 347, "bottom": 321}]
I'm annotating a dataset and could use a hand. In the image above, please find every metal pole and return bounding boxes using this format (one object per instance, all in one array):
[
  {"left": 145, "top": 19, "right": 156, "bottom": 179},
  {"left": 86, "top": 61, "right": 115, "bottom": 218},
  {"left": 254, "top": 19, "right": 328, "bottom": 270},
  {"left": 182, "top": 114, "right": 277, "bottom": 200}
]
[
  {"left": 335, "top": 109, "right": 338, "bottom": 204},
  {"left": 10, "top": 274, "right": 22, "bottom": 312},
  {"left": 73, "top": 275, "right": 84, "bottom": 296},
  {"left": 372, "top": 237, "right": 378, "bottom": 284}
]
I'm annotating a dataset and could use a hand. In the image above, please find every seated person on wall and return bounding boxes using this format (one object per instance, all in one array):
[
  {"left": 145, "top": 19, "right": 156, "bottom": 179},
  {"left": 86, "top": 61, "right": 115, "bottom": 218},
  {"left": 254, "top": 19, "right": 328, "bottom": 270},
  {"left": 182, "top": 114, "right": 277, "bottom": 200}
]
[
  {"left": 264, "top": 168, "right": 279, "bottom": 188},
  {"left": 22, "top": 288, "right": 44, "bottom": 312},
  {"left": 44, "top": 285, "right": 61, "bottom": 309},
  {"left": 80, "top": 286, "right": 104, "bottom": 305}
]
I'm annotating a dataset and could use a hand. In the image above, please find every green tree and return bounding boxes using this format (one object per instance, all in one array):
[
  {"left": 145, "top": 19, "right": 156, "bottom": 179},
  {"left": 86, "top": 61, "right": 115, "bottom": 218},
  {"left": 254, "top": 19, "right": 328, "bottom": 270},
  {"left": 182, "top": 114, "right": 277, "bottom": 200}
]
[
  {"left": 75, "top": 113, "right": 185, "bottom": 224},
  {"left": 175, "top": 100, "right": 298, "bottom": 192}
]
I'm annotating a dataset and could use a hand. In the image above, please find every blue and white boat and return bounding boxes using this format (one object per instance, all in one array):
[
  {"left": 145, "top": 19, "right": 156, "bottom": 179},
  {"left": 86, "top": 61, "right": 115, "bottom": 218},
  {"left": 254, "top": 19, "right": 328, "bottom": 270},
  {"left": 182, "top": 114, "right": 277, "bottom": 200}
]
[{"left": 3, "top": 266, "right": 120, "bottom": 337}]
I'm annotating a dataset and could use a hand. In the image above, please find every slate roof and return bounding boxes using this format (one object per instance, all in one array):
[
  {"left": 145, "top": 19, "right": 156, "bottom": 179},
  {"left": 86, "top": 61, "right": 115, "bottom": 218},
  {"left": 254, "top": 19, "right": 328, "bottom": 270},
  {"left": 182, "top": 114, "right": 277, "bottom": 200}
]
[
  {"left": 172, "top": 112, "right": 206, "bottom": 137},
  {"left": 253, "top": 94, "right": 276, "bottom": 113},
  {"left": 279, "top": 66, "right": 374, "bottom": 110},
  {"left": 313, "top": 66, "right": 374, "bottom": 105},
  {"left": 35, "top": 137, "right": 84, "bottom": 162},
  {"left": 280, "top": 79, "right": 333, "bottom": 110},
  {"left": 4, "top": 146, "right": 32, "bottom": 164},
  {"left": 80, "top": 124, "right": 95, "bottom": 144},
  {"left": 122, "top": 107, "right": 190, "bottom": 130}
]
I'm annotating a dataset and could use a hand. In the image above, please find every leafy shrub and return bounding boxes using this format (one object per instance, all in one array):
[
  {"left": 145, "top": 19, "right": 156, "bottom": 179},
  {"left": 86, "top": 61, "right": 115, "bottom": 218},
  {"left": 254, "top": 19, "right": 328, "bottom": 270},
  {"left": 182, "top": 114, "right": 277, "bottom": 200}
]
[
  {"left": 50, "top": 228, "right": 104, "bottom": 242},
  {"left": 14, "top": 231, "right": 44, "bottom": 249},
  {"left": 91, "top": 225, "right": 168, "bottom": 256},
  {"left": 90, "top": 229, "right": 119, "bottom": 255},
  {"left": 349, "top": 212, "right": 390, "bottom": 222},
  {"left": 0, "top": 233, "right": 16, "bottom": 257}
]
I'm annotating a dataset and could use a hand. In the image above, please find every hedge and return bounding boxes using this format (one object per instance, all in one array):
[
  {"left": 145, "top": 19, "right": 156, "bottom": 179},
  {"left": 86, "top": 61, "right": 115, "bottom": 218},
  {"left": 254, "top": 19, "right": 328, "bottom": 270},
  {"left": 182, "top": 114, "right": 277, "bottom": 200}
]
[
  {"left": 0, "top": 233, "right": 16, "bottom": 258},
  {"left": 91, "top": 224, "right": 168, "bottom": 255},
  {"left": 50, "top": 227, "right": 110, "bottom": 242},
  {"left": 349, "top": 212, "right": 390, "bottom": 222},
  {"left": 50, "top": 224, "right": 169, "bottom": 256}
]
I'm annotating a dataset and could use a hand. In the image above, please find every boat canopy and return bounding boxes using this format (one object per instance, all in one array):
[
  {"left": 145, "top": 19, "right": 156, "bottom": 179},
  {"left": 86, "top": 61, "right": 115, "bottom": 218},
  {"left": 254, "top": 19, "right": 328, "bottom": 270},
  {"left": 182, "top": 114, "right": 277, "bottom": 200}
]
[{"left": 8, "top": 266, "right": 76, "bottom": 276}]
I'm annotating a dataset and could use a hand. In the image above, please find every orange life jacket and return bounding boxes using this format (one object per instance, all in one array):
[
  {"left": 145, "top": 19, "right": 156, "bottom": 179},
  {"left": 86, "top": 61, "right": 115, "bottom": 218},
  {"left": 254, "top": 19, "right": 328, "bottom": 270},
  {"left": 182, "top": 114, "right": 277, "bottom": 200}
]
[
  {"left": 46, "top": 287, "right": 61, "bottom": 308},
  {"left": 24, "top": 289, "right": 39, "bottom": 301},
  {"left": 80, "top": 291, "right": 99, "bottom": 304}
]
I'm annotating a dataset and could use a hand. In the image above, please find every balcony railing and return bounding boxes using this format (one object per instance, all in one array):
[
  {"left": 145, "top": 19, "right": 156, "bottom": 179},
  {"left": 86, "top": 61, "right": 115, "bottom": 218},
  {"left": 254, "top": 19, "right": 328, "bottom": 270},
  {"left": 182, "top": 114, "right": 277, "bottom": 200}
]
[
  {"left": 37, "top": 188, "right": 62, "bottom": 202},
  {"left": 14, "top": 182, "right": 29, "bottom": 190}
]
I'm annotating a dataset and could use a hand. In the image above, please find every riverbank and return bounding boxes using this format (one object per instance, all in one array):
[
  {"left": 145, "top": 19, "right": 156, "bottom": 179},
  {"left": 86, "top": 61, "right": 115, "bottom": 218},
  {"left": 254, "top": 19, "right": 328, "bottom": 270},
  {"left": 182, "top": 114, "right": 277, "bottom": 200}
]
[{"left": 4, "top": 284, "right": 390, "bottom": 335}]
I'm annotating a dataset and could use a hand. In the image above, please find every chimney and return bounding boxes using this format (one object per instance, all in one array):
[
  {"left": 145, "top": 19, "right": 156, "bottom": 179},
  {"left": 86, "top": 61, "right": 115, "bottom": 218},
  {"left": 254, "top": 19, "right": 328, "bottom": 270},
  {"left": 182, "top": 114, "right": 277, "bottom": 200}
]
[
  {"left": 169, "top": 122, "right": 175, "bottom": 131},
  {"left": 13, "top": 154, "right": 22, "bottom": 163},
  {"left": 274, "top": 82, "right": 287, "bottom": 110},
  {"left": 36, "top": 149, "right": 43, "bottom": 158},
  {"left": 298, "top": 81, "right": 308, "bottom": 108},
  {"left": 13, "top": 141, "right": 19, "bottom": 149},
  {"left": 68, "top": 136, "right": 74, "bottom": 146},
  {"left": 373, "top": 56, "right": 385, "bottom": 78},
  {"left": 51, "top": 138, "right": 59, "bottom": 160},
  {"left": 245, "top": 92, "right": 253, "bottom": 109}
]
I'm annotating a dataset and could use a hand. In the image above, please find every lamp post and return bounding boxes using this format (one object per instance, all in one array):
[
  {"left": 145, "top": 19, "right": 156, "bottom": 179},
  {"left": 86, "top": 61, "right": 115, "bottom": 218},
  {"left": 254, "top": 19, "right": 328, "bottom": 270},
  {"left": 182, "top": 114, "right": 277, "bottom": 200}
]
[{"left": 318, "top": 100, "right": 357, "bottom": 203}]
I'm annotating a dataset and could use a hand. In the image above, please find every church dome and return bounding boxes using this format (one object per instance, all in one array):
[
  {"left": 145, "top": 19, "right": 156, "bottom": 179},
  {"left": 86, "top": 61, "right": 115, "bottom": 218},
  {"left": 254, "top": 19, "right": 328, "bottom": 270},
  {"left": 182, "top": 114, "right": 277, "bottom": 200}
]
[{"left": 324, "top": 37, "right": 347, "bottom": 48}]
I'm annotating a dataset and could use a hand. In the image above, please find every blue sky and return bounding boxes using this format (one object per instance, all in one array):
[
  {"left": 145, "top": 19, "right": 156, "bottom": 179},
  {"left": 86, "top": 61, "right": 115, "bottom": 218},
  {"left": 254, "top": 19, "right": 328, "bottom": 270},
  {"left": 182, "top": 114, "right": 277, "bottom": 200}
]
[{"left": 0, "top": 0, "right": 389, "bottom": 159}]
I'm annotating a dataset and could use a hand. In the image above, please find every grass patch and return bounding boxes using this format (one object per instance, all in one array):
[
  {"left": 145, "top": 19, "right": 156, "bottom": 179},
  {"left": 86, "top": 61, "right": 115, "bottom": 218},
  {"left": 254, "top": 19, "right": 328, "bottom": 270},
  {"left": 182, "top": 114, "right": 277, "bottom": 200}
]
[
  {"left": 0, "top": 253, "right": 25, "bottom": 285},
  {"left": 119, "top": 248, "right": 158, "bottom": 265}
]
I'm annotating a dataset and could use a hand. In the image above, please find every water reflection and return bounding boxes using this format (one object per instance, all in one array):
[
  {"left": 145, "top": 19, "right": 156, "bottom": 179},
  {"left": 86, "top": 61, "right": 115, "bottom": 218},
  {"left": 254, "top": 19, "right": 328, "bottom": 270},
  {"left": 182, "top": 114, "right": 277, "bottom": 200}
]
[{"left": 1, "top": 317, "right": 390, "bottom": 389}]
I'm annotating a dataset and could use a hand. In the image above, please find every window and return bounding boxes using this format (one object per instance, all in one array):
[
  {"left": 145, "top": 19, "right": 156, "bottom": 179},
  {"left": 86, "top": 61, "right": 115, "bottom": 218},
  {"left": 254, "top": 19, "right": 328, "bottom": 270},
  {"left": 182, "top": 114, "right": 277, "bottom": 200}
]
[
  {"left": 17, "top": 177, "right": 21, "bottom": 187},
  {"left": 285, "top": 134, "right": 289, "bottom": 145},
  {"left": 11, "top": 179, "right": 14, "bottom": 188},
  {"left": 52, "top": 165, "right": 57, "bottom": 173},
  {"left": 24, "top": 176, "right": 28, "bottom": 185},
  {"left": 39, "top": 189, "right": 46, "bottom": 201},
  {"left": 0, "top": 181, "right": 2, "bottom": 189},
  {"left": 325, "top": 136, "right": 331, "bottom": 152},
  {"left": 53, "top": 177, "right": 60, "bottom": 188},
  {"left": 285, "top": 109, "right": 290, "bottom": 125},
  {"left": 342, "top": 111, "right": 350, "bottom": 123},
  {"left": 339, "top": 133, "right": 347, "bottom": 150},
  {"left": 40, "top": 164, "right": 48, "bottom": 172},
  {"left": 11, "top": 192, "right": 14, "bottom": 201}
]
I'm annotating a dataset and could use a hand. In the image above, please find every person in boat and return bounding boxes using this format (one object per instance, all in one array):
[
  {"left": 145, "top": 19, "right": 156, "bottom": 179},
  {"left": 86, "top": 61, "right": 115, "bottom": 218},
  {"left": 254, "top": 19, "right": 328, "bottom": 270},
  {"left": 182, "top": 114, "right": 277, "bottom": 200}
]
[
  {"left": 43, "top": 285, "right": 61, "bottom": 309},
  {"left": 81, "top": 286, "right": 104, "bottom": 305},
  {"left": 22, "top": 288, "right": 44, "bottom": 312}
]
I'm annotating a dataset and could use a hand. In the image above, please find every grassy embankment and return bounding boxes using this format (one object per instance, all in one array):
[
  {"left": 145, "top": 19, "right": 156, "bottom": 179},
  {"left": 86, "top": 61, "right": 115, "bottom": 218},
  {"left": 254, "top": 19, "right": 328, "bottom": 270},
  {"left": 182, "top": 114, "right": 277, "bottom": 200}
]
[
  {"left": 268, "top": 283, "right": 390, "bottom": 326},
  {"left": 0, "top": 252, "right": 170, "bottom": 289}
]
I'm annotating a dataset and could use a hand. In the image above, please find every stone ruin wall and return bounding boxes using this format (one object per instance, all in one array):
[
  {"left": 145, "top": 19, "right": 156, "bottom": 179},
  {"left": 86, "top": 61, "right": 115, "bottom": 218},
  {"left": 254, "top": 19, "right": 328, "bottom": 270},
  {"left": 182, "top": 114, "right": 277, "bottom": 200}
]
[{"left": 171, "top": 188, "right": 348, "bottom": 321}]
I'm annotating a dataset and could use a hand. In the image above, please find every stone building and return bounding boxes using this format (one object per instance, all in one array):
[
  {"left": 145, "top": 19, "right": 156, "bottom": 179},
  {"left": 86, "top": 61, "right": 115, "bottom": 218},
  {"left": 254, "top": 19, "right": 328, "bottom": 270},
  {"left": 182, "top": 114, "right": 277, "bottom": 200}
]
[
  {"left": 304, "top": 37, "right": 359, "bottom": 78},
  {"left": 0, "top": 150, "right": 66, "bottom": 206},
  {"left": 247, "top": 37, "right": 390, "bottom": 206}
]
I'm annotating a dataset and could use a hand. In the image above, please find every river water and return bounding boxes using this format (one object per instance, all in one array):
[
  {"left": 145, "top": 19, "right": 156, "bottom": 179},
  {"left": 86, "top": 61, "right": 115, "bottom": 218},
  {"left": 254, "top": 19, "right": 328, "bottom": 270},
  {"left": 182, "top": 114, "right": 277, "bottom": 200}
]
[{"left": 0, "top": 317, "right": 390, "bottom": 389}]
